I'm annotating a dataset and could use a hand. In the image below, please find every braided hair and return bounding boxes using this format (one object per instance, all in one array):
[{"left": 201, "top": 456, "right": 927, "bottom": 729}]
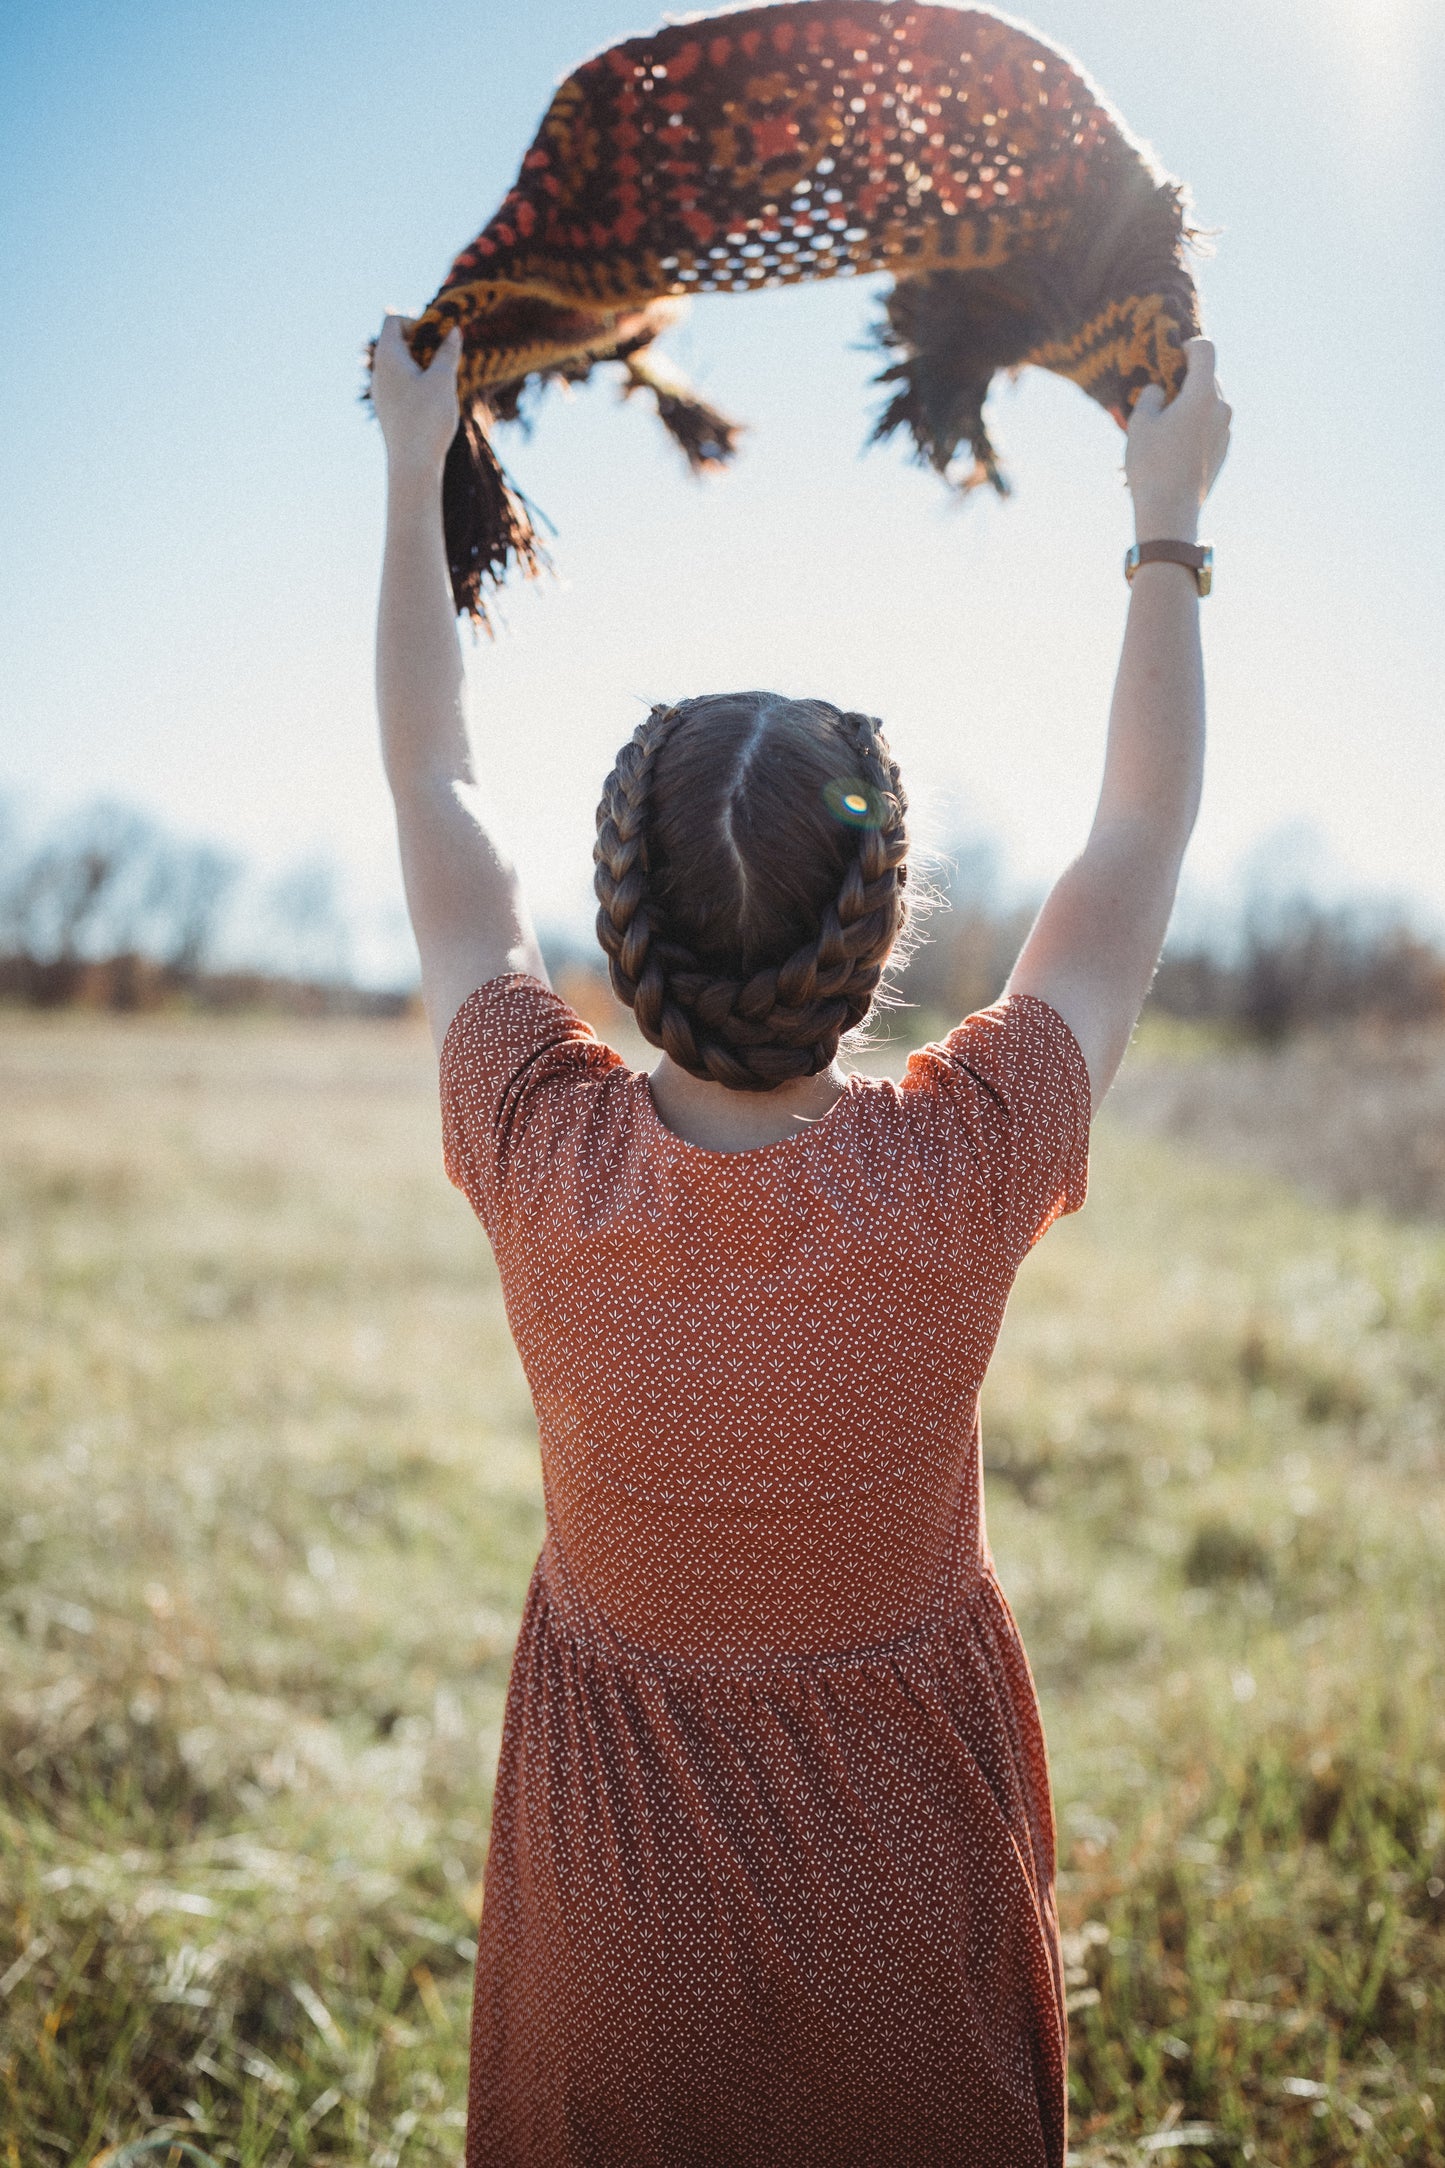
[{"left": 594, "top": 693, "right": 909, "bottom": 1091}]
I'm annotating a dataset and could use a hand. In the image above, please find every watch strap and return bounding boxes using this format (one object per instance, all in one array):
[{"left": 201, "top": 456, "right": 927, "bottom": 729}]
[{"left": 1125, "top": 540, "right": 1214, "bottom": 595}]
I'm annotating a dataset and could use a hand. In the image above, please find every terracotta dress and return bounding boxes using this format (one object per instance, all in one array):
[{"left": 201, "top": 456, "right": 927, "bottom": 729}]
[{"left": 441, "top": 974, "right": 1090, "bottom": 2168}]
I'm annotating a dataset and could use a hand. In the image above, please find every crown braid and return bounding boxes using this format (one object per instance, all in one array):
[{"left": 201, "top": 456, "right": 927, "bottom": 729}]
[{"left": 594, "top": 701, "right": 909, "bottom": 1092}]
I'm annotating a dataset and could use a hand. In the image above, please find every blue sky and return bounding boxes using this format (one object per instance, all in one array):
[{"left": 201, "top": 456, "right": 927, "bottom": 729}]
[{"left": 2, "top": 0, "right": 1442, "bottom": 977}]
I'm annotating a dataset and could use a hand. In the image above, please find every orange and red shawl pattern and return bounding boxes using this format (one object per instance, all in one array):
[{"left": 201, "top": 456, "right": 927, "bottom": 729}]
[{"left": 397, "top": 2, "right": 1199, "bottom": 620}]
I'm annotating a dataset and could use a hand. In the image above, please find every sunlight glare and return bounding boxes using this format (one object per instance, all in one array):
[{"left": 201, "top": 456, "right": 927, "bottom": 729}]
[
  {"left": 1314, "top": 0, "right": 1426, "bottom": 56},
  {"left": 1309, "top": 0, "right": 1429, "bottom": 145}
]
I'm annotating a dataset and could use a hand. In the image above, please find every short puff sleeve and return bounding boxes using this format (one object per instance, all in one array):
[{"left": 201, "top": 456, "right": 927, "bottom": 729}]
[
  {"left": 439, "top": 974, "right": 623, "bottom": 1236},
  {"left": 902, "top": 993, "right": 1090, "bottom": 1263}
]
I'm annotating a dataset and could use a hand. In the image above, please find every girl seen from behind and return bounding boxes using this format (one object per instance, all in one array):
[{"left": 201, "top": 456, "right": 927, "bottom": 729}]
[{"left": 371, "top": 311, "right": 1230, "bottom": 2168}]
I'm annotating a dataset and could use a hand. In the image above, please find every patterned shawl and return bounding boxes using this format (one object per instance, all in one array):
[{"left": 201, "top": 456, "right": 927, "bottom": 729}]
[{"left": 398, "top": 1, "right": 1199, "bottom": 621}]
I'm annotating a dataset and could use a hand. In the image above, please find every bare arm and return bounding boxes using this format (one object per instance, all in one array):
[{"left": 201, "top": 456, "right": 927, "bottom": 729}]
[
  {"left": 1007, "top": 338, "right": 1232, "bottom": 1104},
  {"left": 372, "top": 314, "right": 547, "bottom": 1053}
]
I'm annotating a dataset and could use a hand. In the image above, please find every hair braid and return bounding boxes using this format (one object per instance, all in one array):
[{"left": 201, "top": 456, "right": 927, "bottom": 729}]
[
  {"left": 594, "top": 703, "right": 711, "bottom": 1075},
  {"left": 593, "top": 697, "right": 911, "bottom": 1092}
]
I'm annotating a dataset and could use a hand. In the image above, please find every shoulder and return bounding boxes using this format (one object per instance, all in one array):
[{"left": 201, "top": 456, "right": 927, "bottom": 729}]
[
  {"left": 440, "top": 972, "right": 621, "bottom": 1099},
  {"left": 905, "top": 993, "right": 1091, "bottom": 1128},
  {"left": 440, "top": 973, "right": 630, "bottom": 1214},
  {"left": 888, "top": 994, "right": 1091, "bottom": 1252}
]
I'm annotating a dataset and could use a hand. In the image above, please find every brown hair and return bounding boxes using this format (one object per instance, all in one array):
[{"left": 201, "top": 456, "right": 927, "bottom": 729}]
[{"left": 593, "top": 693, "right": 909, "bottom": 1091}]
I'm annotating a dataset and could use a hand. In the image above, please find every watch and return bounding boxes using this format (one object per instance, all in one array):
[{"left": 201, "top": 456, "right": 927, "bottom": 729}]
[{"left": 1125, "top": 540, "right": 1214, "bottom": 596}]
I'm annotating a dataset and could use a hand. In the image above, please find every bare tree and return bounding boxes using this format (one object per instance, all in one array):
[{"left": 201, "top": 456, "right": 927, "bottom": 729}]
[
  {"left": 1153, "top": 892, "right": 1445, "bottom": 1042},
  {"left": 144, "top": 843, "right": 241, "bottom": 984},
  {"left": 0, "top": 803, "right": 159, "bottom": 1004},
  {"left": 0, "top": 803, "right": 246, "bottom": 1007},
  {"left": 261, "top": 858, "right": 352, "bottom": 989}
]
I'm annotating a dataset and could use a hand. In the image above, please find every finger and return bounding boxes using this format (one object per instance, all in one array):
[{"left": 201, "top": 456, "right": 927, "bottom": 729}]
[
  {"left": 1132, "top": 384, "right": 1167, "bottom": 422},
  {"left": 379, "top": 312, "right": 423, "bottom": 352},
  {"left": 376, "top": 314, "right": 416, "bottom": 360},
  {"left": 1180, "top": 337, "right": 1217, "bottom": 397}
]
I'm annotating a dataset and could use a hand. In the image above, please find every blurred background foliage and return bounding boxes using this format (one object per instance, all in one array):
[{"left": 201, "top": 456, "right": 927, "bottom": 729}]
[{"left": 4, "top": 795, "right": 1443, "bottom": 1044}]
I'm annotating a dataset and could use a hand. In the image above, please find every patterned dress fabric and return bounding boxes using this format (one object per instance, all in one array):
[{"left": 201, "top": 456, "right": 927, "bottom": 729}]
[
  {"left": 441, "top": 973, "right": 1091, "bottom": 2167},
  {"left": 404, "top": 1, "right": 1199, "bottom": 619}
]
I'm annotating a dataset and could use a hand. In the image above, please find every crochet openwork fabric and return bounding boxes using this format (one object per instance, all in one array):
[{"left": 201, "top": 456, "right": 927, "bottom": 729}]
[{"left": 402, "top": 1, "right": 1200, "bottom": 621}]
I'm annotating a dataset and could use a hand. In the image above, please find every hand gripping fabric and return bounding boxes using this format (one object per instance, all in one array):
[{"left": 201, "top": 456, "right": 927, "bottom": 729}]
[{"left": 397, "top": 1, "right": 1201, "bottom": 622}]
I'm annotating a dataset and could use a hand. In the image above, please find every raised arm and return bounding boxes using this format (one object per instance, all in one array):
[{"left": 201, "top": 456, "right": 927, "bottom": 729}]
[
  {"left": 372, "top": 314, "right": 547, "bottom": 1053},
  {"left": 1007, "top": 338, "right": 1232, "bottom": 1105}
]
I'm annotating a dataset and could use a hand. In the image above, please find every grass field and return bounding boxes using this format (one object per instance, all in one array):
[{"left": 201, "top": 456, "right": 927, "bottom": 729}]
[
  {"left": 1, "top": 1011, "right": 1443, "bottom": 2167},
  {"left": 1107, "top": 1023, "right": 1445, "bottom": 1225}
]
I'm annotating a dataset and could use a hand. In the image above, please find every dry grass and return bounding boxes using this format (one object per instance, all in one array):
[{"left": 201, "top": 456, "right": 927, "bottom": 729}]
[
  {"left": 1, "top": 1012, "right": 1442, "bottom": 2166},
  {"left": 1108, "top": 1021, "right": 1445, "bottom": 1224}
]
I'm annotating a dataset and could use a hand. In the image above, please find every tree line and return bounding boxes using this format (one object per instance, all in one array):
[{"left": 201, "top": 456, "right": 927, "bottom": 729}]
[
  {"left": 3, "top": 800, "right": 1442, "bottom": 1039},
  {"left": 895, "top": 838, "right": 1445, "bottom": 1041},
  {"left": 0, "top": 800, "right": 405, "bottom": 1015}
]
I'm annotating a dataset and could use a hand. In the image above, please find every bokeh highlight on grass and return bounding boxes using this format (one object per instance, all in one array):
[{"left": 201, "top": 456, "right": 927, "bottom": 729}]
[{"left": 1, "top": 1013, "right": 1442, "bottom": 2165}]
